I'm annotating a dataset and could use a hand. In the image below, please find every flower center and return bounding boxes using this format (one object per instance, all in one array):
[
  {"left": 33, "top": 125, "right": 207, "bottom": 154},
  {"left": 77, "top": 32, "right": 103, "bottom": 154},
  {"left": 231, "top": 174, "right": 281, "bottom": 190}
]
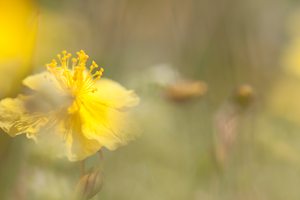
[{"left": 46, "top": 50, "right": 104, "bottom": 97}]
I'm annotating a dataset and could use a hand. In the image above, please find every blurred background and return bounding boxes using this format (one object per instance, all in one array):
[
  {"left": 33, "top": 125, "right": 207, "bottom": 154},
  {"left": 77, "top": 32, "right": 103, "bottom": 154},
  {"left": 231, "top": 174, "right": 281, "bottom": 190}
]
[{"left": 1, "top": 0, "right": 300, "bottom": 199}]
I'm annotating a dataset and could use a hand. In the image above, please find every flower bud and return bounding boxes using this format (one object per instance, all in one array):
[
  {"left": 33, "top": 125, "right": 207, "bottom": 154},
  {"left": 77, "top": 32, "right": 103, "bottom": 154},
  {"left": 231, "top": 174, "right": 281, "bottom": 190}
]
[
  {"left": 75, "top": 168, "right": 103, "bottom": 200},
  {"left": 233, "top": 84, "right": 255, "bottom": 108}
]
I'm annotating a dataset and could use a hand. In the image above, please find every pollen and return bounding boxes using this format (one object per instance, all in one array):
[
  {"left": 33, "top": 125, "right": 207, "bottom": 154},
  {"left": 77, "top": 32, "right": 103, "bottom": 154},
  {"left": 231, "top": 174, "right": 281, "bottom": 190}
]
[{"left": 46, "top": 50, "right": 104, "bottom": 95}]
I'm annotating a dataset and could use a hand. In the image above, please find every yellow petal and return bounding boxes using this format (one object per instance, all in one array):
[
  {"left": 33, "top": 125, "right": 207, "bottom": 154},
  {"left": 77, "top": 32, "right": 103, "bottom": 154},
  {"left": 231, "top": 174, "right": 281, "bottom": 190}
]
[
  {"left": 23, "top": 72, "right": 73, "bottom": 112},
  {"left": 0, "top": 95, "right": 48, "bottom": 139},
  {"left": 60, "top": 113, "right": 102, "bottom": 161},
  {"left": 93, "top": 78, "right": 139, "bottom": 110},
  {"left": 23, "top": 71, "right": 62, "bottom": 92},
  {"left": 77, "top": 79, "right": 139, "bottom": 151},
  {"left": 79, "top": 94, "right": 136, "bottom": 151}
]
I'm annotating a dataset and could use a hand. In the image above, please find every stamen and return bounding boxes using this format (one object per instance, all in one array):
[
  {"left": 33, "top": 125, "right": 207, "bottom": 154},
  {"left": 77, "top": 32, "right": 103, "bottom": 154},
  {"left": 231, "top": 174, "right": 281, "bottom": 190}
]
[
  {"left": 92, "top": 68, "right": 104, "bottom": 80},
  {"left": 46, "top": 59, "right": 57, "bottom": 69},
  {"left": 46, "top": 50, "right": 104, "bottom": 95},
  {"left": 71, "top": 58, "right": 78, "bottom": 71},
  {"left": 77, "top": 50, "right": 89, "bottom": 67},
  {"left": 89, "top": 61, "right": 98, "bottom": 73}
]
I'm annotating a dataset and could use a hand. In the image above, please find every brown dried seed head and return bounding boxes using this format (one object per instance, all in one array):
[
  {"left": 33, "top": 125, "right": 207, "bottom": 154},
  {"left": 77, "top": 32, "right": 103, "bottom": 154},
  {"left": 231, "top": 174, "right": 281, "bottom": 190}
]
[{"left": 165, "top": 80, "right": 207, "bottom": 102}]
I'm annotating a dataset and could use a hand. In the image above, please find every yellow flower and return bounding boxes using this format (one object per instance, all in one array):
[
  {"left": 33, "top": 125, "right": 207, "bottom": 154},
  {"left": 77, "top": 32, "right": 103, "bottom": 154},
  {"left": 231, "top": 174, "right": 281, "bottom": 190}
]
[
  {"left": 0, "top": 0, "right": 38, "bottom": 96},
  {"left": 0, "top": 50, "right": 139, "bottom": 161}
]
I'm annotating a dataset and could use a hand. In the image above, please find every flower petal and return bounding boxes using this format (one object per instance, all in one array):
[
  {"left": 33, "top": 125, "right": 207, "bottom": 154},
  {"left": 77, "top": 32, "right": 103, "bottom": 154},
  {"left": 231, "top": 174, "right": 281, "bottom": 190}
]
[
  {"left": 23, "top": 71, "right": 73, "bottom": 112},
  {"left": 60, "top": 114, "right": 102, "bottom": 161},
  {"left": 23, "top": 71, "right": 63, "bottom": 93},
  {"left": 93, "top": 78, "right": 139, "bottom": 110},
  {"left": 79, "top": 94, "right": 137, "bottom": 151},
  {"left": 0, "top": 95, "right": 48, "bottom": 139}
]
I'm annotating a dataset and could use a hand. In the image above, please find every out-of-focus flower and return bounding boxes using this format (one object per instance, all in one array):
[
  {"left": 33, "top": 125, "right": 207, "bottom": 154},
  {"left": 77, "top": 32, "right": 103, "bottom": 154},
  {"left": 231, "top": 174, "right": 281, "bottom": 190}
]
[
  {"left": 268, "top": 10, "right": 300, "bottom": 124},
  {"left": 214, "top": 84, "right": 255, "bottom": 167},
  {"left": 281, "top": 10, "right": 300, "bottom": 77},
  {"left": 0, "top": 50, "right": 139, "bottom": 161},
  {"left": 0, "top": 0, "right": 38, "bottom": 96},
  {"left": 165, "top": 80, "right": 207, "bottom": 102}
]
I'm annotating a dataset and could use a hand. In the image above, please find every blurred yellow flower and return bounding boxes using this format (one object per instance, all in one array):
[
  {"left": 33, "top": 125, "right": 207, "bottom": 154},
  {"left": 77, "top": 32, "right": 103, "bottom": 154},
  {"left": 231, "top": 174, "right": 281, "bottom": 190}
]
[
  {"left": 268, "top": 10, "right": 300, "bottom": 124},
  {"left": 0, "top": 50, "right": 139, "bottom": 161},
  {"left": 0, "top": 0, "right": 38, "bottom": 96}
]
